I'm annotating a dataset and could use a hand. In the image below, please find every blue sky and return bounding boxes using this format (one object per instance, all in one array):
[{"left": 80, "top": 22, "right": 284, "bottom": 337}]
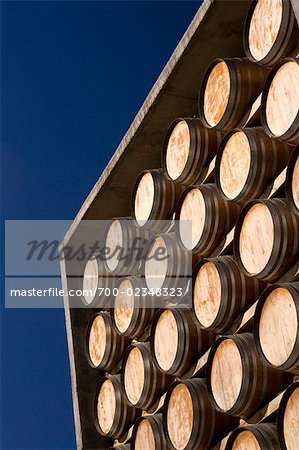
[{"left": 1, "top": 1, "right": 200, "bottom": 449}]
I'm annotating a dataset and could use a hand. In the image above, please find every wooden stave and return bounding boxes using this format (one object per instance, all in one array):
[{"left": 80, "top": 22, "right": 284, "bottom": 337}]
[
  {"left": 286, "top": 143, "right": 299, "bottom": 214},
  {"left": 243, "top": 0, "right": 299, "bottom": 66},
  {"left": 225, "top": 423, "right": 280, "bottom": 450},
  {"left": 121, "top": 342, "right": 172, "bottom": 412},
  {"left": 192, "top": 255, "right": 266, "bottom": 333},
  {"left": 151, "top": 307, "right": 213, "bottom": 377},
  {"left": 110, "top": 445, "right": 131, "bottom": 450},
  {"left": 175, "top": 183, "right": 241, "bottom": 256},
  {"left": 206, "top": 333, "right": 293, "bottom": 419},
  {"left": 131, "top": 414, "right": 169, "bottom": 450},
  {"left": 254, "top": 282, "right": 299, "bottom": 374},
  {"left": 162, "top": 117, "right": 222, "bottom": 185},
  {"left": 198, "top": 57, "right": 269, "bottom": 132},
  {"left": 234, "top": 198, "right": 299, "bottom": 282},
  {"left": 277, "top": 381, "right": 299, "bottom": 450},
  {"left": 86, "top": 311, "right": 128, "bottom": 372},
  {"left": 215, "top": 127, "right": 291, "bottom": 203},
  {"left": 81, "top": 258, "right": 115, "bottom": 308},
  {"left": 261, "top": 57, "right": 299, "bottom": 144},
  {"left": 94, "top": 374, "right": 141, "bottom": 440}
]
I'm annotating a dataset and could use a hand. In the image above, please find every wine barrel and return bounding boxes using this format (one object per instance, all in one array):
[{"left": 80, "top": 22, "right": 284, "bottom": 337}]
[
  {"left": 110, "top": 445, "right": 130, "bottom": 450},
  {"left": 286, "top": 144, "right": 299, "bottom": 214},
  {"left": 163, "top": 378, "right": 239, "bottom": 450},
  {"left": 121, "top": 342, "right": 171, "bottom": 411},
  {"left": 277, "top": 382, "right": 299, "bottom": 450},
  {"left": 206, "top": 333, "right": 293, "bottom": 418},
  {"left": 243, "top": 0, "right": 299, "bottom": 66},
  {"left": 142, "top": 233, "right": 190, "bottom": 293},
  {"left": 110, "top": 277, "right": 155, "bottom": 339},
  {"left": 151, "top": 308, "right": 213, "bottom": 377},
  {"left": 175, "top": 184, "right": 240, "bottom": 255},
  {"left": 234, "top": 198, "right": 299, "bottom": 282},
  {"left": 215, "top": 127, "right": 291, "bottom": 202},
  {"left": 131, "top": 414, "right": 169, "bottom": 450},
  {"left": 198, "top": 58, "right": 269, "bottom": 131},
  {"left": 94, "top": 375, "right": 140, "bottom": 439},
  {"left": 132, "top": 169, "right": 184, "bottom": 232},
  {"left": 81, "top": 258, "right": 112, "bottom": 307},
  {"left": 162, "top": 118, "right": 222, "bottom": 185},
  {"left": 86, "top": 312, "right": 128, "bottom": 371},
  {"left": 192, "top": 256, "right": 265, "bottom": 333},
  {"left": 261, "top": 58, "right": 299, "bottom": 144},
  {"left": 225, "top": 423, "right": 280, "bottom": 450},
  {"left": 103, "top": 217, "right": 147, "bottom": 275},
  {"left": 254, "top": 282, "right": 299, "bottom": 374}
]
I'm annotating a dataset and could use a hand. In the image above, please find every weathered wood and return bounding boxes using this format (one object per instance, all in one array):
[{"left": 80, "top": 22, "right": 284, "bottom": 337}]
[
  {"left": 278, "top": 382, "right": 299, "bottom": 450},
  {"left": 286, "top": 143, "right": 299, "bottom": 213},
  {"left": 225, "top": 423, "right": 280, "bottom": 450},
  {"left": 131, "top": 414, "right": 169, "bottom": 450}
]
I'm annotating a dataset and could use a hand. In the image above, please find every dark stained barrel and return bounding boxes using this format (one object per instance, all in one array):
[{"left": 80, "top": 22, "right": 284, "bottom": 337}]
[
  {"left": 86, "top": 312, "right": 128, "bottom": 371},
  {"left": 225, "top": 423, "right": 280, "bottom": 450},
  {"left": 215, "top": 127, "right": 291, "bottom": 202},
  {"left": 121, "top": 342, "right": 171, "bottom": 411},
  {"left": 254, "top": 282, "right": 299, "bottom": 374},
  {"left": 175, "top": 184, "right": 240, "bottom": 255},
  {"left": 131, "top": 414, "right": 169, "bottom": 450},
  {"left": 163, "top": 378, "right": 239, "bottom": 450},
  {"left": 206, "top": 333, "right": 293, "bottom": 419},
  {"left": 198, "top": 58, "right": 269, "bottom": 132},
  {"left": 110, "top": 445, "right": 131, "bottom": 450},
  {"left": 151, "top": 308, "right": 213, "bottom": 377},
  {"left": 162, "top": 117, "right": 222, "bottom": 185},
  {"left": 286, "top": 144, "right": 299, "bottom": 214},
  {"left": 192, "top": 256, "right": 265, "bottom": 333},
  {"left": 94, "top": 375, "right": 140, "bottom": 439},
  {"left": 243, "top": 0, "right": 299, "bottom": 66},
  {"left": 277, "top": 382, "right": 299, "bottom": 450},
  {"left": 234, "top": 198, "right": 299, "bottom": 282}
]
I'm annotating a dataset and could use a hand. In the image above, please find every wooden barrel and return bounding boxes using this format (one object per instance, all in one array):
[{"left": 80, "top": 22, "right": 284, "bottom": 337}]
[
  {"left": 162, "top": 117, "right": 222, "bottom": 185},
  {"left": 110, "top": 277, "right": 155, "bottom": 339},
  {"left": 131, "top": 414, "right": 169, "bottom": 450},
  {"left": 175, "top": 184, "right": 241, "bottom": 254},
  {"left": 243, "top": 0, "right": 299, "bottom": 66},
  {"left": 261, "top": 58, "right": 299, "bottom": 144},
  {"left": 121, "top": 342, "right": 171, "bottom": 411},
  {"left": 94, "top": 375, "right": 140, "bottom": 439},
  {"left": 192, "top": 256, "right": 266, "bottom": 333},
  {"left": 81, "top": 258, "right": 112, "bottom": 307},
  {"left": 143, "top": 233, "right": 190, "bottom": 293},
  {"left": 110, "top": 445, "right": 130, "bottom": 450},
  {"left": 277, "top": 382, "right": 299, "bottom": 450},
  {"left": 206, "top": 333, "right": 293, "bottom": 418},
  {"left": 132, "top": 169, "right": 184, "bottom": 232},
  {"left": 103, "top": 217, "right": 147, "bottom": 275},
  {"left": 163, "top": 378, "right": 239, "bottom": 450},
  {"left": 225, "top": 423, "right": 280, "bottom": 450},
  {"left": 198, "top": 58, "right": 269, "bottom": 131},
  {"left": 254, "top": 282, "right": 299, "bottom": 374},
  {"left": 86, "top": 312, "right": 128, "bottom": 371},
  {"left": 151, "top": 308, "right": 213, "bottom": 377},
  {"left": 234, "top": 198, "right": 299, "bottom": 282},
  {"left": 286, "top": 144, "right": 299, "bottom": 214},
  {"left": 215, "top": 127, "right": 291, "bottom": 202}
]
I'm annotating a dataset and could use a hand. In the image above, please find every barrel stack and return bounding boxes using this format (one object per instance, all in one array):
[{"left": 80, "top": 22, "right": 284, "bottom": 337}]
[{"left": 80, "top": 0, "right": 299, "bottom": 448}]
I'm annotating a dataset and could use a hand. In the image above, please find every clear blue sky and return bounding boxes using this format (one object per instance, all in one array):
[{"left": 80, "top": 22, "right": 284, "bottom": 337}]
[{"left": 1, "top": 1, "right": 200, "bottom": 449}]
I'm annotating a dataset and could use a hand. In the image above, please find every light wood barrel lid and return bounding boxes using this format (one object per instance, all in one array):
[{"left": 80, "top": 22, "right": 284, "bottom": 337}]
[
  {"left": 292, "top": 154, "right": 299, "bottom": 210},
  {"left": 154, "top": 310, "right": 178, "bottom": 371},
  {"left": 135, "top": 418, "right": 156, "bottom": 450},
  {"left": 97, "top": 379, "right": 116, "bottom": 434},
  {"left": 248, "top": 0, "right": 283, "bottom": 61},
  {"left": 283, "top": 387, "right": 299, "bottom": 450},
  {"left": 211, "top": 339, "right": 243, "bottom": 411},
  {"left": 166, "top": 120, "right": 190, "bottom": 180},
  {"left": 179, "top": 188, "right": 206, "bottom": 250},
  {"left": 124, "top": 347, "right": 145, "bottom": 405},
  {"left": 219, "top": 131, "right": 251, "bottom": 199},
  {"left": 167, "top": 384, "right": 193, "bottom": 450},
  {"left": 204, "top": 61, "right": 230, "bottom": 127},
  {"left": 194, "top": 261, "right": 221, "bottom": 327},
  {"left": 266, "top": 61, "right": 299, "bottom": 136},
  {"left": 114, "top": 279, "right": 134, "bottom": 333},
  {"left": 232, "top": 430, "right": 261, "bottom": 450},
  {"left": 88, "top": 314, "right": 107, "bottom": 366},
  {"left": 83, "top": 258, "right": 98, "bottom": 304},
  {"left": 239, "top": 203, "right": 274, "bottom": 275},
  {"left": 106, "top": 220, "right": 123, "bottom": 272},
  {"left": 134, "top": 172, "right": 155, "bottom": 226},
  {"left": 145, "top": 236, "right": 168, "bottom": 290},
  {"left": 259, "top": 287, "right": 298, "bottom": 366}
]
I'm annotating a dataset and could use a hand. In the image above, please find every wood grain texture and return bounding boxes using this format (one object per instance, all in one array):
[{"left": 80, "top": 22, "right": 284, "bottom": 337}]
[
  {"left": 232, "top": 430, "right": 261, "bottom": 450},
  {"left": 283, "top": 387, "right": 299, "bottom": 450},
  {"left": 145, "top": 236, "right": 168, "bottom": 290},
  {"left": 154, "top": 310, "right": 178, "bottom": 371},
  {"left": 167, "top": 383, "right": 193, "bottom": 450},
  {"left": 179, "top": 187, "right": 206, "bottom": 250},
  {"left": 292, "top": 154, "right": 299, "bottom": 209},
  {"left": 83, "top": 259, "right": 98, "bottom": 304},
  {"left": 114, "top": 279, "right": 134, "bottom": 333},
  {"left": 194, "top": 261, "right": 222, "bottom": 327},
  {"left": 88, "top": 315, "right": 107, "bottom": 367},
  {"left": 124, "top": 347, "right": 145, "bottom": 406},
  {"left": 135, "top": 418, "right": 156, "bottom": 450},
  {"left": 166, "top": 120, "right": 190, "bottom": 181},
  {"left": 97, "top": 379, "right": 116, "bottom": 434},
  {"left": 106, "top": 220, "right": 123, "bottom": 272},
  {"left": 203, "top": 61, "right": 230, "bottom": 127},
  {"left": 134, "top": 172, "right": 155, "bottom": 226}
]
